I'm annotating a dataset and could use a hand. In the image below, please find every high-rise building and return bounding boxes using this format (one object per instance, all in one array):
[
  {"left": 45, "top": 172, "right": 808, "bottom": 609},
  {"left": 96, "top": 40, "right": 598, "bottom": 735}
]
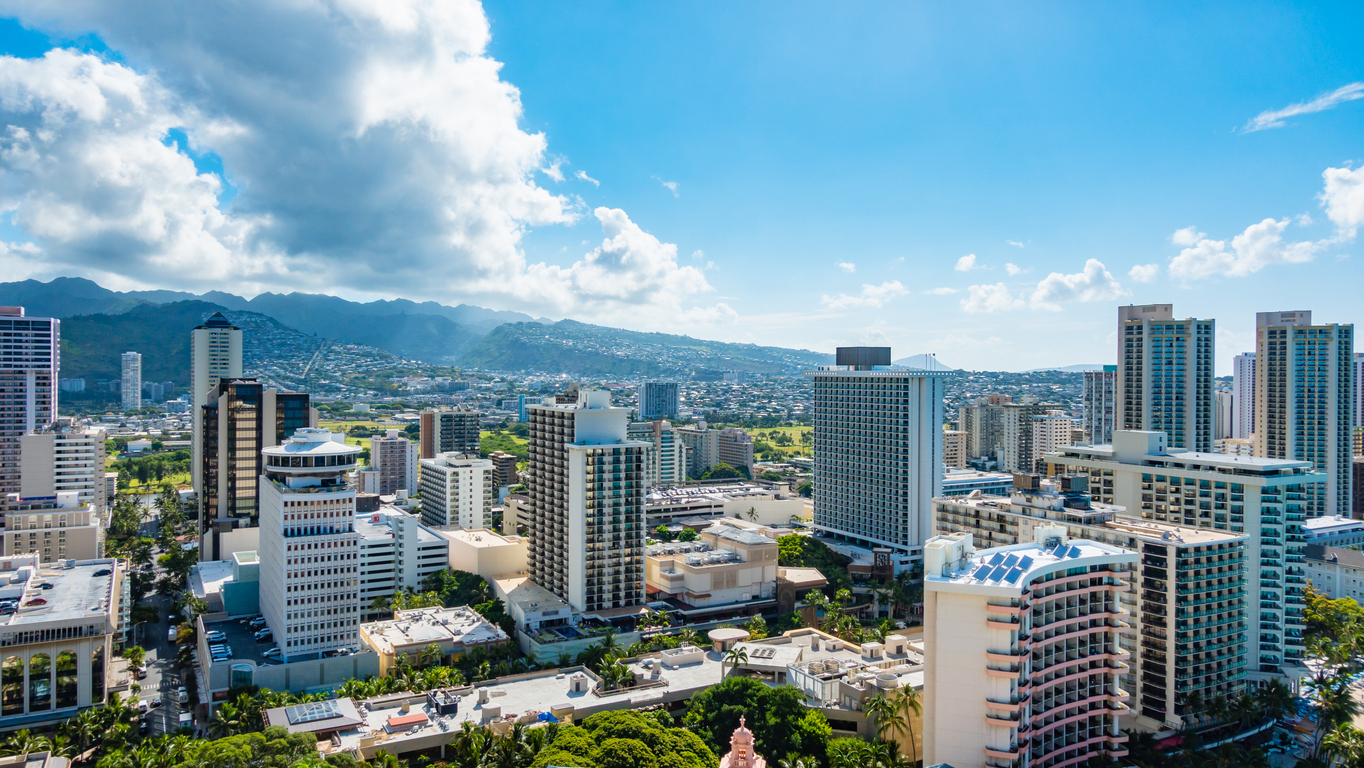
[
  {"left": 191, "top": 313, "right": 243, "bottom": 500},
  {"left": 418, "top": 407, "right": 481, "bottom": 459},
  {"left": 368, "top": 429, "right": 419, "bottom": 496},
  {"left": 942, "top": 428, "right": 968, "bottom": 469},
  {"left": 527, "top": 389, "right": 648, "bottom": 613},
  {"left": 810, "top": 347, "right": 946, "bottom": 562},
  {"left": 488, "top": 450, "right": 520, "bottom": 489},
  {"left": 1233, "top": 353, "right": 1256, "bottom": 440},
  {"left": 0, "top": 306, "right": 58, "bottom": 540},
  {"left": 628, "top": 421, "right": 688, "bottom": 488},
  {"left": 676, "top": 425, "right": 754, "bottom": 478},
  {"left": 20, "top": 423, "right": 107, "bottom": 511},
  {"left": 638, "top": 382, "right": 680, "bottom": 422},
  {"left": 199, "top": 378, "right": 316, "bottom": 561},
  {"left": 418, "top": 453, "right": 494, "bottom": 529},
  {"left": 1048, "top": 430, "right": 1325, "bottom": 676},
  {"left": 1354, "top": 353, "right": 1364, "bottom": 429},
  {"left": 1214, "top": 389, "right": 1234, "bottom": 441},
  {"left": 921, "top": 528, "right": 1135, "bottom": 767},
  {"left": 120, "top": 351, "right": 142, "bottom": 411},
  {"left": 1082, "top": 365, "right": 1118, "bottom": 445},
  {"left": 258, "top": 428, "right": 361, "bottom": 662},
  {"left": 1117, "top": 304, "right": 1215, "bottom": 452},
  {"left": 1030, "top": 410, "right": 1074, "bottom": 470},
  {"left": 357, "top": 505, "right": 450, "bottom": 618},
  {"left": 1255, "top": 311, "right": 1355, "bottom": 517}
]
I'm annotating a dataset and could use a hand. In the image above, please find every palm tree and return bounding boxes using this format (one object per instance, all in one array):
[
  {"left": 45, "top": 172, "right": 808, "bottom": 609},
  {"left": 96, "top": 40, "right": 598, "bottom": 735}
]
[
  {"left": 893, "top": 685, "right": 922, "bottom": 761},
  {"left": 777, "top": 759, "right": 813, "bottom": 768},
  {"left": 369, "top": 751, "right": 405, "bottom": 768},
  {"left": 1, "top": 730, "right": 52, "bottom": 757},
  {"left": 722, "top": 646, "right": 749, "bottom": 679},
  {"left": 1204, "top": 694, "right": 1230, "bottom": 727},
  {"left": 419, "top": 642, "right": 442, "bottom": 669},
  {"left": 745, "top": 506, "right": 758, "bottom": 522},
  {"left": 596, "top": 626, "right": 620, "bottom": 657},
  {"left": 677, "top": 628, "right": 701, "bottom": 648},
  {"left": 1254, "top": 679, "right": 1295, "bottom": 723},
  {"left": 1230, "top": 693, "right": 1258, "bottom": 731},
  {"left": 208, "top": 702, "right": 244, "bottom": 738},
  {"left": 864, "top": 694, "right": 900, "bottom": 743},
  {"left": 1323, "top": 723, "right": 1364, "bottom": 768}
]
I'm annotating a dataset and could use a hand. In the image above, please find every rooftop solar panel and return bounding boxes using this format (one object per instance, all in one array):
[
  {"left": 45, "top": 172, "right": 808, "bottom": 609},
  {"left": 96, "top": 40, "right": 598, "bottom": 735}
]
[
  {"left": 1002, "top": 554, "right": 1019, "bottom": 569},
  {"left": 988, "top": 553, "right": 1006, "bottom": 566},
  {"left": 988, "top": 565, "right": 1009, "bottom": 582},
  {"left": 973, "top": 565, "right": 993, "bottom": 580},
  {"left": 1016, "top": 555, "right": 1034, "bottom": 570},
  {"left": 1003, "top": 567, "right": 1024, "bottom": 585},
  {"left": 1066, "top": 546, "right": 1084, "bottom": 558}
]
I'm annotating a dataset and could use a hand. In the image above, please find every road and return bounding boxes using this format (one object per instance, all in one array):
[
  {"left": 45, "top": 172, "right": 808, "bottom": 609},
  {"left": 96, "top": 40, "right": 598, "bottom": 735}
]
[{"left": 132, "top": 586, "right": 190, "bottom": 734}]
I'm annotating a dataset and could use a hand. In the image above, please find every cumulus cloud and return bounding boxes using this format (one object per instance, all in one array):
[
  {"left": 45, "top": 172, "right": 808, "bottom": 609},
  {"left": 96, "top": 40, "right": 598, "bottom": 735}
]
[
  {"left": 925, "top": 287, "right": 957, "bottom": 295},
  {"left": 821, "top": 280, "right": 908, "bottom": 309},
  {"left": 1167, "top": 218, "right": 1322, "bottom": 280},
  {"left": 1243, "top": 82, "right": 1364, "bottom": 133},
  {"left": 837, "top": 261, "right": 856, "bottom": 273},
  {"left": 1128, "top": 263, "right": 1160, "bottom": 283},
  {"left": 541, "top": 158, "right": 564, "bottom": 182},
  {"left": 691, "top": 249, "right": 704, "bottom": 260},
  {"left": 1171, "top": 226, "right": 1205, "bottom": 246},
  {"left": 1005, "top": 263, "right": 1024, "bottom": 276},
  {"left": 960, "top": 283, "right": 1024, "bottom": 314},
  {"left": 954, "top": 253, "right": 977, "bottom": 271},
  {"left": 1029, "top": 259, "right": 1126, "bottom": 311},
  {"left": 575, "top": 169, "right": 599, "bottom": 187},
  {"left": 1321, "top": 165, "right": 1364, "bottom": 238}
]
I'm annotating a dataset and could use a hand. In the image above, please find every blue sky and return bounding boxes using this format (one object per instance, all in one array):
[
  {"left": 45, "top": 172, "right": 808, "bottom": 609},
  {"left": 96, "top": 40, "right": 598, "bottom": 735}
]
[{"left": 0, "top": 1, "right": 1359, "bottom": 372}]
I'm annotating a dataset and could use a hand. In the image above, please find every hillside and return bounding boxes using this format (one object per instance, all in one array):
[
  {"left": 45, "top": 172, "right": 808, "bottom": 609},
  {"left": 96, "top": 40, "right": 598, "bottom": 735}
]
[
  {"left": 60, "top": 301, "right": 231, "bottom": 385},
  {"left": 460, "top": 319, "right": 830, "bottom": 376}
]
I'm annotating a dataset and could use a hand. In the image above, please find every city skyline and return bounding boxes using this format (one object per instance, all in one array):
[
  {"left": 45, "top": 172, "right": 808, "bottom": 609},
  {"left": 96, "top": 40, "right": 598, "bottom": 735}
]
[{"left": 0, "top": 3, "right": 1357, "bottom": 372}]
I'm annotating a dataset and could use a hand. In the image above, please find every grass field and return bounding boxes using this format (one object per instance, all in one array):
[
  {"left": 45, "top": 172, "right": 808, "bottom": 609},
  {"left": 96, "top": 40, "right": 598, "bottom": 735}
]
[
  {"left": 747, "top": 426, "right": 812, "bottom": 456},
  {"left": 319, "top": 420, "right": 390, "bottom": 431},
  {"left": 480, "top": 430, "right": 528, "bottom": 446},
  {"left": 119, "top": 472, "right": 191, "bottom": 491}
]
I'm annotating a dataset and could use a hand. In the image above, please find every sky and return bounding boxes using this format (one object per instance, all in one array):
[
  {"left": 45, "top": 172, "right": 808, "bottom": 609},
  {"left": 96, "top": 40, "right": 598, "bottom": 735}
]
[{"left": 0, "top": 1, "right": 1359, "bottom": 373}]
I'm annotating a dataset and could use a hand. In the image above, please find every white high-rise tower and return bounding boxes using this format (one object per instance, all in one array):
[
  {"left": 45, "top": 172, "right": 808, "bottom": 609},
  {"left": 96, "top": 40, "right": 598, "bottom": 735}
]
[
  {"left": 121, "top": 352, "right": 142, "bottom": 411},
  {"left": 1232, "top": 352, "right": 1256, "bottom": 440},
  {"left": 191, "top": 313, "right": 243, "bottom": 498},
  {"left": 1117, "top": 304, "right": 1215, "bottom": 452},
  {"left": 0, "top": 306, "right": 58, "bottom": 542}
]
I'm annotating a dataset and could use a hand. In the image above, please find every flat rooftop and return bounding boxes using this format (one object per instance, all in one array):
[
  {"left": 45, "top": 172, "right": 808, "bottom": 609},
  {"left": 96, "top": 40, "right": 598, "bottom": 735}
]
[
  {"left": 930, "top": 539, "right": 1134, "bottom": 589},
  {"left": 493, "top": 574, "right": 572, "bottom": 614},
  {"left": 1103, "top": 517, "right": 1247, "bottom": 545},
  {"left": 1, "top": 560, "right": 115, "bottom": 628},
  {"left": 440, "top": 529, "right": 523, "bottom": 548},
  {"left": 361, "top": 606, "right": 507, "bottom": 653},
  {"left": 1056, "top": 443, "right": 1316, "bottom": 473},
  {"left": 1305, "top": 515, "right": 1364, "bottom": 533},
  {"left": 190, "top": 559, "right": 235, "bottom": 599}
]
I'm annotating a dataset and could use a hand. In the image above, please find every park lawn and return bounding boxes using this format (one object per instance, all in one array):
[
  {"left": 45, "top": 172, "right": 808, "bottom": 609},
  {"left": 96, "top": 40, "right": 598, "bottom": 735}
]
[
  {"left": 318, "top": 419, "right": 390, "bottom": 431},
  {"left": 120, "top": 471, "right": 191, "bottom": 491},
  {"left": 479, "top": 430, "right": 528, "bottom": 446}
]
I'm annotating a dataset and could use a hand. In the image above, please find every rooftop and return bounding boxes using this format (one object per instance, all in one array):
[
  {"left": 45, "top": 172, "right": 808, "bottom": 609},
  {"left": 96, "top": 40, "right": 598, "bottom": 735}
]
[
  {"left": 704, "top": 524, "right": 776, "bottom": 547},
  {"left": 928, "top": 537, "right": 1134, "bottom": 591},
  {"left": 264, "top": 428, "right": 359, "bottom": 456},
  {"left": 1305, "top": 544, "right": 1364, "bottom": 569},
  {"left": 361, "top": 606, "right": 508, "bottom": 654},
  {"left": 0, "top": 560, "right": 116, "bottom": 629},
  {"left": 190, "top": 559, "right": 236, "bottom": 599},
  {"left": 1304, "top": 515, "right": 1364, "bottom": 533},
  {"left": 440, "top": 529, "right": 524, "bottom": 549}
]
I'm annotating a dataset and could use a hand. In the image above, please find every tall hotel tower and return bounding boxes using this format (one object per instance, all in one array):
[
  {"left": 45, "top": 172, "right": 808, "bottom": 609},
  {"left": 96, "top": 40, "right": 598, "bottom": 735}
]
[
  {"left": 0, "top": 306, "right": 58, "bottom": 542},
  {"left": 120, "top": 351, "right": 142, "bottom": 411},
  {"left": 810, "top": 347, "right": 947, "bottom": 565},
  {"left": 258, "top": 428, "right": 361, "bottom": 661},
  {"left": 1232, "top": 353, "right": 1256, "bottom": 440},
  {"left": 527, "top": 389, "right": 649, "bottom": 614},
  {"left": 1255, "top": 311, "right": 1354, "bottom": 517},
  {"left": 1081, "top": 365, "right": 1118, "bottom": 445},
  {"left": 191, "top": 313, "right": 242, "bottom": 497},
  {"left": 1117, "top": 304, "right": 1215, "bottom": 452}
]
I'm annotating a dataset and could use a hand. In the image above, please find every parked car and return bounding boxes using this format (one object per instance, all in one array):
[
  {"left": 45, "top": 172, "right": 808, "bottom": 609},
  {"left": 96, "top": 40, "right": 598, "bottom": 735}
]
[
  {"left": 205, "top": 630, "right": 227, "bottom": 642},
  {"left": 247, "top": 617, "right": 267, "bottom": 629},
  {"left": 139, "top": 720, "right": 150, "bottom": 735},
  {"left": 137, "top": 700, "right": 149, "bottom": 714},
  {"left": 151, "top": 698, "right": 162, "bottom": 708},
  {"left": 135, "top": 666, "right": 147, "bottom": 679},
  {"left": 36, "top": 582, "right": 54, "bottom": 590},
  {"left": 176, "top": 686, "right": 188, "bottom": 704},
  {"left": 93, "top": 569, "right": 111, "bottom": 577},
  {"left": 24, "top": 597, "right": 47, "bottom": 606},
  {"left": 261, "top": 647, "right": 282, "bottom": 659},
  {"left": 0, "top": 603, "right": 15, "bottom": 615},
  {"left": 253, "top": 628, "right": 272, "bottom": 642}
]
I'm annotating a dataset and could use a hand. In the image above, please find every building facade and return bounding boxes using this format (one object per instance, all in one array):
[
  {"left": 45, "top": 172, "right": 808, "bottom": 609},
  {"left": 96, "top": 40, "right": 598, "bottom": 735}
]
[
  {"left": 644, "top": 524, "right": 778, "bottom": 612},
  {"left": 638, "top": 382, "right": 680, "bottom": 422},
  {"left": 419, "top": 408, "right": 481, "bottom": 459},
  {"left": 191, "top": 312, "right": 243, "bottom": 501},
  {"left": 1233, "top": 352, "right": 1256, "bottom": 440},
  {"left": 1254, "top": 311, "right": 1354, "bottom": 518},
  {"left": 418, "top": 453, "right": 494, "bottom": 529},
  {"left": 1304, "top": 545, "right": 1364, "bottom": 602},
  {"left": 3, "top": 495, "right": 103, "bottom": 562},
  {"left": 357, "top": 506, "right": 450, "bottom": 618},
  {"left": 1117, "top": 304, "right": 1215, "bottom": 452},
  {"left": 628, "top": 421, "right": 688, "bottom": 488},
  {"left": 0, "top": 307, "right": 58, "bottom": 541},
  {"left": 368, "top": 430, "right": 419, "bottom": 496},
  {"left": 19, "top": 424, "right": 106, "bottom": 511},
  {"left": 943, "top": 429, "right": 968, "bottom": 469},
  {"left": 1082, "top": 366, "right": 1118, "bottom": 445},
  {"left": 527, "top": 389, "right": 648, "bottom": 614},
  {"left": 258, "top": 429, "right": 362, "bottom": 662},
  {"left": 1031, "top": 411, "right": 1075, "bottom": 471},
  {"left": 120, "top": 352, "right": 141, "bottom": 411},
  {"left": 488, "top": 451, "right": 519, "bottom": 489}
]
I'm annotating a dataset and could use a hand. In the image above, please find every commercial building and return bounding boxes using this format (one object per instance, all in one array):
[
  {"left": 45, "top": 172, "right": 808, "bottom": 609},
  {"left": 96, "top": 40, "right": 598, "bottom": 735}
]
[
  {"left": 19, "top": 423, "right": 107, "bottom": 511},
  {"left": 921, "top": 529, "right": 1134, "bottom": 768},
  {"left": 359, "top": 606, "right": 510, "bottom": 676},
  {"left": 1047, "top": 430, "right": 1325, "bottom": 677},
  {"left": 527, "top": 389, "right": 649, "bottom": 614},
  {"left": 367, "top": 430, "right": 419, "bottom": 496},
  {"left": 3, "top": 494, "right": 103, "bottom": 562},
  {"left": 199, "top": 378, "right": 316, "bottom": 561},
  {"left": 120, "top": 352, "right": 141, "bottom": 411},
  {"left": 357, "top": 506, "right": 450, "bottom": 617},
  {"left": 1254, "top": 311, "right": 1355, "bottom": 518},
  {"left": 419, "top": 407, "right": 481, "bottom": 459},
  {"left": 437, "top": 528, "right": 527, "bottom": 582},
  {"left": 810, "top": 347, "right": 947, "bottom": 564},
  {"left": 628, "top": 420, "right": 688, "bottom": 488},
  {"left": 940, "top": 468, "right": 1014, "bottom": 498},
  {"left": 1082, "top": 366, "right": 1118, "bottom": 445},
  {"left": 258, "top": 428, "right": 362, "bottom": 662},
  {"left": 418, "top": 453, "right": 494, "bottom": 529},
  {"left": 191, "top": 312, "right": 243, "bottom": 503},
  {"left": 0, "top": 307, "right": 59, "bottom": 540},
  {"left": 644, "top": 483, "right": 806, "bottom": 526},
  {"left": 1117, "top": 304, "right": 1215, "bottom": 452},
  {"left": 487, "top": 451, "right": 519, "bottom": 489},
  {"left": 1233, "top": 353, "right": 1256, "bottom": 440},
  {"left": 645, "top": 523, "right": 778, "bottom": 615},
  {"left": 1304, "top": 545, "right": 1364, "bottom": 602},
  {"left": 942, "top": 429, "right": 968, "bottom": 469},
  {"left": 0, "top": 558, "right": 123, "bottom": 729},
  {"left": 638, "top": 381, "right": 680, "bottom": 421}
]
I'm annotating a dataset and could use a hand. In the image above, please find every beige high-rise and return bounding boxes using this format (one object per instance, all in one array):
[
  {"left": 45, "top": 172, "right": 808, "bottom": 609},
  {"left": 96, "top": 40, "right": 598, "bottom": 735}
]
[{"left": 191, "top": 312, "right": 242, "bottom": 497}]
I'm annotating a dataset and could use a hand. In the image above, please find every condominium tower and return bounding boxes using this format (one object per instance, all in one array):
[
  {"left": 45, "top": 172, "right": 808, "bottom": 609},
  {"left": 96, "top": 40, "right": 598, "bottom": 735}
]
[
  {"left": 120, "top": 352, "right": 141, "bottom": 411},
  {"left": 191, "top": 312, "right": 243, "bottom": 497},
  {"left": 1082, "top": 365, "right": 1118, "bottom": 445},
  {"left": 20, "top": 423, "right": 107, "bottom": 511},
  {"left": 258, "top": 428, "right": 362, "bottom": 661},
  {"left": 637, "top": 381, "right": 680, "bottom": 421},
  {"left": 810, "top": 347, "right": 946, "bottom": 562},
  {"left": 418, "top": 453, "right": 494, "bottom": 529},
  {"left": 1233, "top": 353, "right": 1256, "bottom": 440},
  {"left": 0, "top": 306, "right": 59, "bottom": 540},
  {"left": 1117, "top": 304, "right": 1215, "bottom": 452},
  {"left": 367, "top": 429, "right": 419, "bottom": 495},
  {"left": 419, "top": 407, "right": 481, "bottom": 459},
  {"left": 527, "top": 389, "right": 649, "bottom": 614},
  {"left": 628, "top": 420, "right": 688, "bottom": 488},
  {"left": 1354, "top": 352, "right": 1363, "bottom": 428}
]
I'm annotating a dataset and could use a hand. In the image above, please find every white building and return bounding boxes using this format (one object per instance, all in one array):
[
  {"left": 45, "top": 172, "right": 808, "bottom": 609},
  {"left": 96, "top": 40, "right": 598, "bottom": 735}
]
[
  {"left": 1233, "top": 352, "right": 1256, "bottom": 440},
  {"left": 20, "top": 424, "right": 107, "bottom": 511},
  {"left": 191, "top": 312, "right": 242, "bottom": 502},
  {"left": 258, "top": 428, "right": 362, "bottom": 661},
  {"left": 638, "top": 382, "right": 680, "bottom": 421},
  {"left": 1117, "top": 304, "right": 1215, "bottom": 452},
  {"left": 921, "top": 528, "right": 1135, "bottom": 768},
  {"left": 418, "top": 453, "right": 494, "bottom": 529},
  {"left": 367, "top": 430, "right": 419, "bottom": 496},
  {"left": 437, "top": 528, "right": 528, "bottom": 582},
  {"left": 1302, "top": 515, "right": 1364, "bottom": 548},
  {"left": 357, "top": 506, "right": 450, "bottom": 618},
  {"left": 628, "top": 420, "right": 688, "bottom": 488},
  {"left": 4, "top": 493, "right": 103, "bottom": 562},
  {"left": 120, "top": 352, "right": 141, "bottom": 411},
  {"left": 1030, "top": 410, "right": 1074, "bottom": 471},
  {"left": 0, "top": 307, "right": 59, "bottom": 541},
  {"left": 810, "top": 347, "right": 946, "bottom": 566},
  {"left": 1214, "top": 389, "right": 1233, "bottom": 441},
  {"left": 1304, "top": 545, "right": 1364, "bottom": 603},
  {"left": 1254, "top": 311, "right": 1355, "bottom": 517},
  {"left": 1082, "top": 365, "right": 1118, "bottom": 445}
]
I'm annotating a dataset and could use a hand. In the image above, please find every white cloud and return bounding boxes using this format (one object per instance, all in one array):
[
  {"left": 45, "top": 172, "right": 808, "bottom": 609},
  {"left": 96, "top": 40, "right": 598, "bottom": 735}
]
[
  {"left": 1243, "top": 82, "right": 1364, "bottom": 133},
  {"left": 925, "top": 287, "right": 958, "bottom": 295},
  {"left": 1128, "top": 263, "right": 1160, "bottom": 283},
  {"left": 691, "top": 249, "right": 704, "bottom": 260},
  {"left": 1171, "top": 226, "right": 1205, "bottom": 247},
  {"left": 960, "top": 283, "right": 1024, "bottom": 314},
  {"left": 654, "top": 176, "right": 679, "bottom": 196},
  {"left": 1320, "top": 165, "right": 1364, "bottom": 238},
  {"left": 820, "top": 280, "right": 909, "bottom": 309},
  {"left": 954, "top": 253, "right": 977, "bottom": 271},
  {"left": 1167, "top": 218, "right": 1322, "bottom": 280},
  {"left": 574, "top": 169, "right": 599, "bottom": 187},
  {"left": 1005, "top": 263, "right": 1024, "bottom": 276},
  {"left": 1006, "top": 240, "right": 1024, "bottom": 248},
  {"left": 1029, "top": 259, "right": 1127, "bottom": 311},
  {"left": 541, "top": 158, "right": 564, "bottom": 182},
  {"left": 837, "top": 261, "right": 856, "bottom": 273}
]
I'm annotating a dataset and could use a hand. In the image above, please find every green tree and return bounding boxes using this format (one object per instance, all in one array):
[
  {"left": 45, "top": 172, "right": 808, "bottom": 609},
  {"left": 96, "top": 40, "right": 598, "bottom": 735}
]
[
  {"left": 685, "top": 677, "right": 832, "bottom": 766},
  {"left": 121, "top": 646, "right": 146, "bottom": 668},
  {"left": 594, "top": 739, "right": 656, "bottom": 768},
  {"left": 677, "top": 528, "right": 699, "bottom": 543}
]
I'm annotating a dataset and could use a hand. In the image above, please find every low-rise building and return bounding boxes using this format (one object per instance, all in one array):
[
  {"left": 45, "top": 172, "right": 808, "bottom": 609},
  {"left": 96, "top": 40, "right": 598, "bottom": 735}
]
[
  {"left": 940, "top": 467, "right": 1014, "bottom": 497},
  {"left": 359, "top": 606, "right": 510, "bottom": 676},
  {"left": 645, "top": 524, "right": 778, "bottom": 617},
  {"left": 436, "top": 528, "right": 527, "bottom": 582},
  {"left": 645, "top": 483, "right": 805, "bottom": 526},
  {"left": 1304, "top": 515, "right": 1364, "bottom": 548},
  {"left": 3, "top": 493, "right": 103, "bottom": 562},
  {"left": 1305, "top": 545, "right": 1364, "bottom": 603}
]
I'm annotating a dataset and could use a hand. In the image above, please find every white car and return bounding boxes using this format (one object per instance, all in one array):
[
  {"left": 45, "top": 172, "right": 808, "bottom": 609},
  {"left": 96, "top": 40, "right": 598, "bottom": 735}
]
[
  {"left": 205, "top": 630, "right": 227, "bottom": 642},
  {"left": 262, "top": 647, "right": 282, "bottom": 659},
  {"left": 137, "top": 700, "right": 149, "bottom": 713}
]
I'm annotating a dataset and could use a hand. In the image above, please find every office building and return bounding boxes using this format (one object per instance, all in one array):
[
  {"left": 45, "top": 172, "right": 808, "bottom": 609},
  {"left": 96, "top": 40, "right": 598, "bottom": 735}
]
[
  {"left": 0, "top": 307, "right": 58, "bottom": 538},
  {"left": 1082, "top": 365, "right": 1118, "bottom": 445},
  {"left": 191, "top": 313, "right": 243, "bottom": 501},
  {"left": 19, "top": 423, "right": 107, "bottom": 511},
  {"left": 1031, "top": 410, "right": 1074, "bottom": 471},
  {"left": 527, "top": 389, "right": 649, "bottom": 614},
  {"left": 0, "top": 557, "right": 123, "bottom": 728},
  {"left": 628, "top": 420, "right": 688, "bottom": 488},
  {"left": 1304, "top": 545, "right": 1364, "bottom": 603},
  {"left": 487, "top": 450, "right": 519, "bottom": 489},
  {"left": 119, "top": 352, "right": 141, "bottom": 411},
  {"left": 638, "top": 381, "right": 680, "bottom": 421},
  {"left": 810, "top": 347, "right": 947, "bottom": 563},
  {"left": 419, "top": 407, "right": 481, "bottom": 459},
  {"left": 359, "top": 606, "right": 509, "bottom": 677},
  {"left": 942, "top": 429, "right": 967, "bottom": 469},
  {"left": 357, "top": 506, "right": 450, "bottom": 617},
  {"left": 1356, "top": 458, "right": 1364, "bottom": 520},
  {"left": 1117, "top": 304, "right": 1215, "bottom": 452},
  {"left": 1233, "top": 353, "right": 1256, "bottom": 440},
  {"left": 4, "top": 493, "right": 104, "bottom": 562},
  {"left": 1048, "top": 430, "right": 1325, "bottom": 677},
  {"left": 1254, "top": 311, "right": 1354, "bottom": 517},
  {"left": 417, "top": 453, "right": 494, "bottom": 529},
  {"left": 199, "top": 379, "right": 316, "bottom": 561},
  {"left": 258, "top": 428, "right": 362, "bottom": 661},
  {"left": 921, "top": 529, "right": 1135, "bottom": 767},
  {"left": 367, "top": 430, "right": 419, "bottom": 496}
]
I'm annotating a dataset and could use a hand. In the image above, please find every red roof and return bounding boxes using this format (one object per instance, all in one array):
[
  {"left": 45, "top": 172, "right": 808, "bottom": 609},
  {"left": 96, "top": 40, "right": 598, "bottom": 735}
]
[{"left": 386, "top": 713, "right": 429, "bottom": 729}]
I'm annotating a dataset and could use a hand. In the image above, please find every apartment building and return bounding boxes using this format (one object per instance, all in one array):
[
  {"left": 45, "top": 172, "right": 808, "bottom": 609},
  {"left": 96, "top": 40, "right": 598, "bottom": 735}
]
[
  {"left": 0, "top": 307, "right": 59, "bottom": 539},
  {"left": 1304, "top": 545, "right": 1364, "bottom": 602},
  {"left": 943, "top": 429, "right": 968, "bottom": 469},
  {"left": 191, "top": 312, "right": 242, "bottom": 499},
  {"left": 487, "top": 450, "right": 519, "bottom": 489},
  {"left": 1254, "top": 311, "right": 1354, "bottom": 517},
  {"left": 20, "top": 423, "right": 106, "bottom": 511},
  {"left": 1047, "top": 430, "right": 1324, "bottom": 677},
  {"left": 419, "top": 407, "right": 481, "bottom": 459},
  {"left": 921, "top": 529, "right": 1135, "bottom": 768},
  {"left": 1031, "top": 411, "right": 1075, "bottom": 471},
  {"left": 367, "top": 430, "right": 419, "bottom": 496},
  {"left": 678, "top": 425, "right": 755, "bottom": 478},
  {"left": 1117, "top": 304, "right": 1215, "bottom": 452},
  {"left": 1214, "top": 389, "right": 1234, "bottom": 441},
  {"left": 1082, "top": 366, "right": 1118, "bottom": 445},
  {"left": 810, "top": 348, "right": 947, "bottom": 563},
  {"left": 527, "top": 389, "right": 649, "bottom": 614},
  {"left": 638, "top": 381, "right": 680, "bottom": 421},
  {"left": 120, "top": 352, "right": 141, "bottom": 411},
  {"left": 628, "top": 420, "right": 688, "bottom": 488},
  {"left": 1233, "top": 353, "right": 1256, "bottom": 440},
  {"left": 258, "top": 428, "right": 362, "bottom": 662},
  {"left": 418, "top": 453, "right": 494, "bottom": 529},
  {"left": 644, "top": 523, "right": 778, "bottom": 613},
  {"left": 3, "top": 494, "right": 103, "bottom": 562},
  {"left": 357, "top": 506, "right": 450, "bottom": 618}
]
